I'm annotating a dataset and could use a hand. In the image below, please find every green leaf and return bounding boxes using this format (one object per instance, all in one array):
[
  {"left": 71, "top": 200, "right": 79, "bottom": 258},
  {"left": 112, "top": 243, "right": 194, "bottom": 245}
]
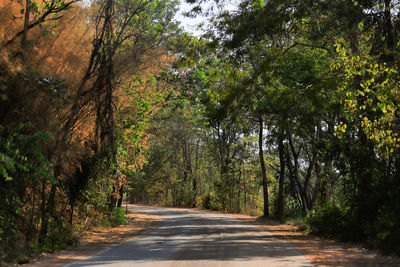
[
  {"left": 358, "top": 21, "right": 364, "bottom": 31},
  {"left": 252, "top": 0, "right": 264, "bottom": 8}
]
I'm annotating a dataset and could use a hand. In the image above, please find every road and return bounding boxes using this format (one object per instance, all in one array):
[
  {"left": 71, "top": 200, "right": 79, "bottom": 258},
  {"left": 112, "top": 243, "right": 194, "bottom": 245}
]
[{"left": 67, "top": 205, "right": 312, "bottom": 267}]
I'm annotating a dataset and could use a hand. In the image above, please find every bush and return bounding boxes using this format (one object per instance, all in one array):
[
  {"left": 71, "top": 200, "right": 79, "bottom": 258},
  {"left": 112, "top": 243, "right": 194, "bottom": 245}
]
[
  {"left": 199, "top": 192, "right": 220, "bottom": 210},
  {"left": 284, "top": 199, "right": 304, "bottom": 218},
  {"left": 0, "top": 208, "right": 20, "bottom": 262},
  {"left": 305, "top": 204, "right": 348, "bottom": 238},
  {"left": 366, "top": 207, "right": 400, "bottom": 255},
  {"left": 288, "top": 217, "right": 309, "bottom": 232},
  {"left": 110, "top": 207, "right": 128, "bottom": 226},
  {"left": 200, "top": 192, "right": 211, "bottom": 209},
  {"left": 42, "top": 230, "right": 79, "bottom": 253},
  {"left": 41, "top": 218, "right": 79, "bottom": 253}
]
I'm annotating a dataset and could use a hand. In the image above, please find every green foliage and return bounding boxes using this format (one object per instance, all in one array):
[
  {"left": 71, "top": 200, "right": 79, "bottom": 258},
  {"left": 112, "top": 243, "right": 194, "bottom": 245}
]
[
  {"left": 287, "top": 217, "right": 308, "bottom": 232},
  {"left": 110, "top": 207, "right": 128, "bottom": 226},
  {"left": 199, "top": 192, "right": 221, "bottom": 211},
  {"left": 40, "top": 219, "right": 79, "bottom": 253},
  {"left": 369, "top": 207, "right": 400, "bottom": 255},
  {"left": 96, "top": 207, "right": 128, "bottom": 228},
  {"left": 0, "top": 124, "right": 53, "bottom": 261},
  {"left": 3, "top": 0, "right": 400, "bottom": 260},
  {"left": 305, "top": 204, "right": 348, "bottom": 238},
  {"left": 283, "top": 199, "right": 305, "bottom": 219},
  {"left": 99, "top": 207, "right": 128, "bottom": 227},
  {"left": 0, "top": 0, "right": 182, "bottom": 263},
  {"left": 206, "top": 0, "right": 400, "bottom": 255},
  {"left": 0, "top": 124, "right": 53, "bottom": 182},
  {"left": 0, "top": 203, "right": 20, "bottom": 262},
  {"left": 333, "top": 41, "right": 400, "bottom": 158}
]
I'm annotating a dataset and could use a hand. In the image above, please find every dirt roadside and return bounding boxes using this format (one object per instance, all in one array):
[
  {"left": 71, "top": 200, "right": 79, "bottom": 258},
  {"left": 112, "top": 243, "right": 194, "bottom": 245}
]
[{"left": 22, "top": 209, "right": 160, "bottom": 267}]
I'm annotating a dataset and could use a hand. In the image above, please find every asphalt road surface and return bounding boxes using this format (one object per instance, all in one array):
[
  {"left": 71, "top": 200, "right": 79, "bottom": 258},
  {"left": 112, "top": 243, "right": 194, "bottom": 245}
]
[{"left": 67, "top": 205, "right": 312, "bottom": 267}]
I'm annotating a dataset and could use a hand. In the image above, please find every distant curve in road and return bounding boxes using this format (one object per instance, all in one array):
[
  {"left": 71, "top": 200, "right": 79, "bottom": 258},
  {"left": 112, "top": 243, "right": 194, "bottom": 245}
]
[{"left": 66, "top": 205, "right": 312, "bottom": 267}]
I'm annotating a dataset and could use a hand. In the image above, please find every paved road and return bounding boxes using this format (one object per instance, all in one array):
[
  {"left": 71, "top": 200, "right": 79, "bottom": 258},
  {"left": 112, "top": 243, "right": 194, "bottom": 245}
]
[{"left": 67, "top": 205, "right": 312, "bottom": 267}]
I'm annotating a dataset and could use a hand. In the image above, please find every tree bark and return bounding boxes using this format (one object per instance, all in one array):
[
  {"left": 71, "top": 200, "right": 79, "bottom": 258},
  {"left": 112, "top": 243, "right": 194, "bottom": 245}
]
[
  {"left": 117, "top": 185, "right": 124, "bottom": 207},
  {"left": 275, "top": 135, "right": 285, "bottom": 217},
  {"left": 38, "top": 183, "right": 57, "bottom": 245},
  {"left": 258, "top": 117, "right": 269, "bottom": 217},
  {"left": 288, "top": 136, "right": 307, "bottom": 213}
]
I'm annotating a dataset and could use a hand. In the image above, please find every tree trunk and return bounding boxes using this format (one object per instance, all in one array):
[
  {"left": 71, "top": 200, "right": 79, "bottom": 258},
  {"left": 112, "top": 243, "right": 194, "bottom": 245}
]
[
  {"left": 288, "top": 136, "right": 307, "bottom": 213},
  {"left": 275, "top": 135, "right": 285, "bottom": 217},
  {"left": 237, "top": 165, "right": 242, "bottom": 213},
  {"left": 110, "top": 185, "right": 117, "bottom": 211},
  {"left": 285, "top": 145, "right": 301, "bottom": 207},
  {"left": 258, "top": 117, "right": 269, "bottom": 217},
  {"left": 38, "top": 183, "right": 57, "bottom": 245},
  {"left": 193, "top": 139, "right": 200, "bottom": 206},
  {"left": 117, "top": 185, "right": 124, "bottom": 207},
  {"left": 303, "top": 144, "right": 317, "bottom": 211},
  {"left": 243, "top": 165, "right": 247, "bottom": 208},
  {"left": 70, "top": 202, "right": 74, "bottom": 226}
]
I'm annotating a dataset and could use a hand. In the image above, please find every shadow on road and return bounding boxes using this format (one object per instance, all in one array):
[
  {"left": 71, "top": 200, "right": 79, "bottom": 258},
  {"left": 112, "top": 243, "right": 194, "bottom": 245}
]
[{"left": 68, "top": 207, "right": 310, "bottom": 266}]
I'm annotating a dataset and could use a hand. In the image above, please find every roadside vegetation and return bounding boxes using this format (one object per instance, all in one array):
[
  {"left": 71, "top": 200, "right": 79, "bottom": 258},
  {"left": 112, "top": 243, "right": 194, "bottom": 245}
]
[
  {"left": 1, "top": 0, "right": 400, "bottom": 264},
  {"left": 131, "top": 0, "right": 400, "bottom": 256},
  {"left": 0, "top": 0, "right": 180, "bottom": 263}
]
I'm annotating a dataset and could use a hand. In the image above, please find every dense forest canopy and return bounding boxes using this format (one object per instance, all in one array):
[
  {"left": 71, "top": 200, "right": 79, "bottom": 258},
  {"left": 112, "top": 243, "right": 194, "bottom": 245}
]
[{"left": 1, "top": 0, "right": 400, "bottom": 263}]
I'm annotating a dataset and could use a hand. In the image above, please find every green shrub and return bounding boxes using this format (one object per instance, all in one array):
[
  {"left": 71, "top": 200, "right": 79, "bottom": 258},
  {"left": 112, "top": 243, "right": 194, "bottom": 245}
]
[
  {"left": 199, "top": 192, "right": 220, "bottom": 211},
  {"left": 305, "top": 204, "right": 348, "bottom": 238},
  {"left": 42, "top": 230, "right": 79, "bottom": 253},
  {"left": 110, "top": 207, "right": 128, "bottom": 226},
  {"left": 366, "top": 207, "right": 400, "bottom": 255},
  {"left": 200, "top": 192, "right": 211, "bottom": 209},
  {"left": 209, "top": 192, "right": 222, "bottom": 211},
  {"left": 289, "top": 217, "right": 309, "bottom": 232},
  {"left": 41, "top": 218, "right": 79, "bottom": 253},
  {"left": 0, "top": 209, "right": 20, "bottom": 262},
  {"left": 98, "top": 217, "right": 110, "bottom": 228},
  {"left": 284, "top": 199, "right": 304, "bottom": 218}
]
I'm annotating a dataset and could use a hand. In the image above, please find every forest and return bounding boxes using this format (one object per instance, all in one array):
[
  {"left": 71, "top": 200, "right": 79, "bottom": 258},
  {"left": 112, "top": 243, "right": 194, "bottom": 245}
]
[{"left": 1, "top": 0, "right": 400, "bottom": 264}]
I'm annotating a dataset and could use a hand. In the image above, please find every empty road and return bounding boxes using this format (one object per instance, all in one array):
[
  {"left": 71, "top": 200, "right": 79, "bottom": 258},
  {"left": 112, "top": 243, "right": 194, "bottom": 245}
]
[{"left": 67, "top": 205, "right": 311, "bottom": 267}]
